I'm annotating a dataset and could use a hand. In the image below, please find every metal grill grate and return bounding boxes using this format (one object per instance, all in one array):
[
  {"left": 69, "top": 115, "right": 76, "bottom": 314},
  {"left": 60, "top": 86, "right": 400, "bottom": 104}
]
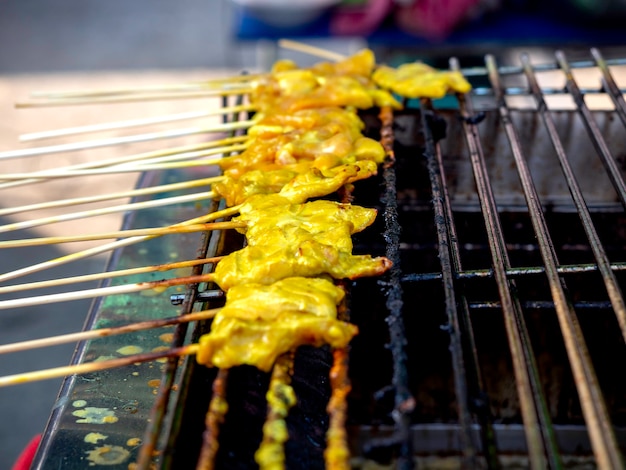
[{"left": 30, "top": 48, "right": 626, "bottom": 469}]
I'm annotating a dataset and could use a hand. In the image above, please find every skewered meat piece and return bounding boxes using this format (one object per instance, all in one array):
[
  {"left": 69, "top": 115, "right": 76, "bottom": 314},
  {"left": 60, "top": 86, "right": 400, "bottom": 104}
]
[
  {"left": 214, "top": 160, "right": 378, "bottom": 207},
  {"left": 372, "top": 62, "right": 471, "bottom": 99},
  {"left": 220, "top": 107, "right": 385, "bottom": 180},
  {"left": 251, "top": 50, "right": 401, "bottom": 112},
  {"left": 235, "top": 200, "right": 378, "bottom": 252},
  {"left": 196, "top": 277, "right": 357, "bottom": 371},
  {"left": 212, "top": 238, "right": 391, "bottom": 291}
]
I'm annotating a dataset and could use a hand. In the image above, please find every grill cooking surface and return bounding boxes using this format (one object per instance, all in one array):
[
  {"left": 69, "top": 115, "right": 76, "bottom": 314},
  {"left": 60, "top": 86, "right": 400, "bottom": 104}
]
[{"left": 26, "top": 49, "right": 626, "bottom": 468}]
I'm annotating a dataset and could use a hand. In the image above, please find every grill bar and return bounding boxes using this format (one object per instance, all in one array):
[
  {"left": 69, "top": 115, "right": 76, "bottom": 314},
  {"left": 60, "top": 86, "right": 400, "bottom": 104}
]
[
  {"left": 372, "top": 106, "right": 414, "bottom": 468},
  {"left": 521, "top": 53, "right": 626, "bottom": 344},
  {"left": 556, "top": 51, "right": 626, "bottom": 209},
  {"left": 420, "top": 100, "right": 481, "bottom": 467},
  {"left": 403, "top": 261, "right": 626, "bottom": 283},
  {"left": 487, "top": 52, "right": 624, "bottom": 468},
  {"left": 591, "top": 48, "right": 626, "bottom": 127},
  {"left": 454, "top": 64, "right": 560, "bottom": 468}
]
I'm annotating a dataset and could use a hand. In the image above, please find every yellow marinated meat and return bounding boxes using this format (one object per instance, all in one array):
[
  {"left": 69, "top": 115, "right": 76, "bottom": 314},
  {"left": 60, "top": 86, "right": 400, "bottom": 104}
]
[
  {"left": 250, "top": 50, "right": 402, "bottom": 113},
  {"left": 212, "top": 239, "right": 391, "bottom": 291},
  {"left": 235, "top": 200, "right": 377, "bottom": 252},
  {"left": 196, "top": 277, "right": 357, "bottom": 371},
  {"left": 372, "top": 62, "right": 472, "bottom": 99},
  {"left": 214, "top": 161, "right": 377, "bottom": 207}
]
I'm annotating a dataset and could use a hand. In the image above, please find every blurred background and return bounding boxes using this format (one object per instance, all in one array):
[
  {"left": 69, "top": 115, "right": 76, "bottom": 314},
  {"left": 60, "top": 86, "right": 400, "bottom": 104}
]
[{"left": 0, "top": 0, "right": 625, "bottom": 468}]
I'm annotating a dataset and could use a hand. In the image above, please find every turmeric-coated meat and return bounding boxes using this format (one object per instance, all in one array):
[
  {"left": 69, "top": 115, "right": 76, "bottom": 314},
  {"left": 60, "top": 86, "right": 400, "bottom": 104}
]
[{"left": 196, "top": 277, "right": 357, "bottom": 371}]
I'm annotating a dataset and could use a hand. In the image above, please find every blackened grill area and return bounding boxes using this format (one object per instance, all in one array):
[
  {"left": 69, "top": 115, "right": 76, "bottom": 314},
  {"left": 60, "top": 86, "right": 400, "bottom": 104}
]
[{"left": 169, "top": 107, "right": 626, "bottom": 468}]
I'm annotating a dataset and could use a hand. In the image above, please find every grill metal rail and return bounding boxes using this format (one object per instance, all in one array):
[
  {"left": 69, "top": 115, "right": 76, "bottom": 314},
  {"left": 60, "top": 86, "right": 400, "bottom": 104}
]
[{"left": 33, "top": 48, "right": 626, "bottom": 469}]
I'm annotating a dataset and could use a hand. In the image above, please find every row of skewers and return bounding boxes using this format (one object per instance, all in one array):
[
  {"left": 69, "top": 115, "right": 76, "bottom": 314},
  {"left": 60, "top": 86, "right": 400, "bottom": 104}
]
[{"left": 0, "top": 41, "right": 472, "bottom": 469}]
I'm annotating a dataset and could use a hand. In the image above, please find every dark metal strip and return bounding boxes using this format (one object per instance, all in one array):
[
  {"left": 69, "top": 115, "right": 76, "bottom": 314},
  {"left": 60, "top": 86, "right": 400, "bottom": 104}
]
[
  {"left": 488, "top": 53, "right": 624, "bottom": 469},
  {"left": 420, "top": 99, "right": 481, "bottom": 468},
  {"left": 522, "top": 52, "right": 626, "bottom": 346},
  {"left": 556, "top": 50, "right": 626, "bottom": 209},
  {"left": 469, "top": 300, "right": 614, "bottom": 310},
  {"left": 461, "top": 56, "right": 626, "bottom": 77},
  {"left": 591, "top": 48, "right": 626, "bottom": 129},
  {"left": 402, "top": 261, "right": 626, "bottom": 283},
  {"left": 378, "top": 106, "right": 414, "bottom": 469},
  {"left": 454, "top": 61, "right": 559, "bottom": 469}
]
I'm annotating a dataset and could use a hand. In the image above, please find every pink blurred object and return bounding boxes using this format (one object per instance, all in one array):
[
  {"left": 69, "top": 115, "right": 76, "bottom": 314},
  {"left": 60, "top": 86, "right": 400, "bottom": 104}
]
[
  {"left": 395, "top": 0, "right": 484, "bottom": 40},
  {"left": 330, "top": 0, "right": 394, "bottom": 36}
]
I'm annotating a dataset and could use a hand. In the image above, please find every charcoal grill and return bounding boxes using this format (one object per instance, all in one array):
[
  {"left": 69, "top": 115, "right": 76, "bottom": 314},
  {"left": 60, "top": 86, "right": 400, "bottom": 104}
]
[{"left": 24, "top": 48, "right": 626, "bottom": 468}]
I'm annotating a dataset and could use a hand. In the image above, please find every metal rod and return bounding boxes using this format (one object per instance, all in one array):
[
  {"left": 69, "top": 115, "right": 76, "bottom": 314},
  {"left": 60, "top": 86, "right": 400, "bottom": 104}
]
[
  {"left": 522, "top": 52, "right": 626, "bottom": 345},
  {"left": 460, "top": 56, "right": 626, "bottom": 78},
  {"left": 402, "top": 261, "right": 626, "bottom": 283},
  {"left": 469, "top": 300, "right": 615, "bottom": 310},
  {"left": 457, "top": 60, "right": 559, "bottom": 469},
  {"left": 555, "top": 50, "right": 626, "bottom": 210},
  {"left": 488, "top": 53, "right": 624, "bottom": 469},
  {"left": 420, "top": 99, "right": 479, "bottom": 467},
  {"left": 378, "top": 106, "right": 414, "bottom": 469},
  {"left": 591, "top": 48, "right": 626, "bottom": 129}
]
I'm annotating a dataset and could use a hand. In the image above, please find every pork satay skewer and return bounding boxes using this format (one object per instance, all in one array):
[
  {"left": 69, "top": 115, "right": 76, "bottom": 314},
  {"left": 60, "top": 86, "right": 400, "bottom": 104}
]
[
  {"left": 0, "top": 119, "right": 254, "bottom": 161},
  {"left": 0, "top": 256, "right": 224, "bottom": 295},
  {"left": 0, "top": 176, "right": 221, "bottom": 217},
  {"left": 0, "top": 308, "right": 221, "bottom": 355},
  {"left": 0, "top": 344, "right": 200, "bottom": 388},
  {"left": 0, "top": 205, "right": 242, "bottom": 283},
  {"left": 0, "top": 135, "right": 248, "bottom": 191},
  {"left": 0, "top": 273, "right": 216, "bottom": 311},
  {"left": 0, "top": 189, "right": 222, "bottom": 234},
  {"left": 0, "top": 157, "right": 232, "bottom": 180},
  {"left": 0, "top": 221, "right": 244, "bottom": 249}
]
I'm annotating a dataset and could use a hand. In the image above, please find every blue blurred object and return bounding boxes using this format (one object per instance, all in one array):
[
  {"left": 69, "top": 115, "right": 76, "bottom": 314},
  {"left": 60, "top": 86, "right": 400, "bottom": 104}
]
[
  {"left": 231, "top": 0, "right": 341, "bottom": 29},
  {"left": 234, "top": 2, "right": 626, "bottom": 46}
]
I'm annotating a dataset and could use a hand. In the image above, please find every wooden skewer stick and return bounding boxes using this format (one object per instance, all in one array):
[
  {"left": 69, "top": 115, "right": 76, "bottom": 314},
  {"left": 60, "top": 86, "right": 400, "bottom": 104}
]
[
  {"left": 0, "top": 204, "right": 241, "bottom": 284},
  {"left": 0, "top": 273, "right": 216, "bottom": 311},
  {"left": 15, "top": 87, "right": 253, "bottom": 108},
  {"left": 0, "top": 189, "right": 221, "bottom": 234},
  {"left": 20, "top": 104, "right": 254, "bottom": 142},
  {"left": 0, "top": 153, "right": 236, "bottom": 179},
  {"left": 277, "top": 39, "right": 347, "bottom": 61},
  {"left": 29, "top": 74, "right": 260, "bottom": 99},
  {"left": 115, "top": 144, "right": 245, "bottom": 168},
  {"left": 0, "top": 343, "right": 200, "bottom": 388},
  {"left": 0, "top": 256, "right": 224, "bottom": 295},
  {"left": 0, "top": 135, "right": 247, "bottom": 191},
  {"left": 0, "top": 119, "right": 254, "bottom": 161},
  {"left": 30, "top": 80, "right": 250, "bottom": 99},
  {"left": 0, "top": 221, "right": 245, "bottom": 248},
  {"left": 0, "top": 176, "right": 220, "bottom": 217},
  {"left": 0, "top": 308, "right": 220, "bottom": 355}
]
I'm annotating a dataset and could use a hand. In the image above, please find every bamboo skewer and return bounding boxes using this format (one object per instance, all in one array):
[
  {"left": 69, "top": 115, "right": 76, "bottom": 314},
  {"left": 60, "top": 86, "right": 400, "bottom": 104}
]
[
  {"left": 0, "top": 177, "right": 220, "bottom": 217},
  {"left": 0, "top": 221, "right": 244, "bottom": 249},
  {"left": 0, "top": 204, "right": 241, "bottom": 284},
  {"left": 0, "top": 256, "right": 224, "bottom": 295},
  {"left": 0, "top": 189, "right": 221, "bottom": 234},
  {"left": 0, "top": 273, "right": 215, "bottom": 311},
  {"left": 0, "top": 156, "right": 232, "bottom": 180},
  {"left": 0, "top": 135, "right": 248, "bottom": 192},
  {"left": 277, "top": 39, "right": 347, "bottom": 61},
  {"left": 0, "top": 308, "right": 220, "bottom": 355},
  {"left": 20, "top": 104, "right": 254, "bottom": 142},
  {"left": 0, "top": 344, "right": 200, "bottom": 388},
  {"left": 0, "top": 120, "right": 254, "bottom": 161},
  {"left": 15, "top": 88, "right": 253, "bottom": 108}
]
